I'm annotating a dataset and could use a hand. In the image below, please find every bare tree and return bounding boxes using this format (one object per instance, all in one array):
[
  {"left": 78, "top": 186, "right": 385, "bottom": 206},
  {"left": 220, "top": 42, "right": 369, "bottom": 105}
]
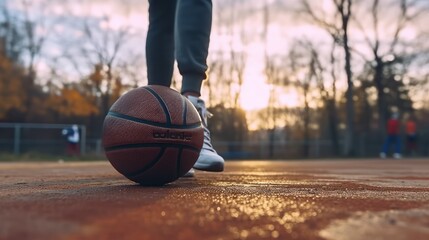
[
  {"left": 262, "top": 0, "right": 278, "bottom": 157},
  {"left": 352, "top": 0, "right": 429, "bottom": 132},
  {"left": 206, "top": 0, "right": 248, "bottom": 109},
  {"left": 204, "top": 1, "right": 250, "bottom": 153},
  {"left": 0, "top": 0, "right": 51, "bottom": 120},
  {"left": 81, "top": 19, "right": 132, "bottom": 118},
  {"left": 304, "top": 41, "right": 341, "bottom": 155},
  {"left": 283, "top": 40, "right": 319, "bottom": 157},
  {"left": 301, "top": 0, "right": 355, "bottom": 155},
  {"left": 51, "top": 8, "right": 142, "bottom": 136}
]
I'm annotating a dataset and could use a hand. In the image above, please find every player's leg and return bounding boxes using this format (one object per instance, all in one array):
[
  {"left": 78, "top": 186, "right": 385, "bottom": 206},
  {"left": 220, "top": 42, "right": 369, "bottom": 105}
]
[
  {"left": 380, "top": 135, "right": 395, "bottom": 158},
  {"left": 146, "top": 1, "right": 197, "bottom": 177},
  {"left": 410, "top": 135, "right": 417, "bottom": 155},
  {"left": 393, "top": 135, "right": 402, "bottom": 159},
  {"left": 176, "top": 0, "right": 211, "bottom": 96},
  {"left": 176, "top": 0, "right": 224, "bottom": 172},
  {"left": 146, "top": 0, "right": 177, "bottom": 86},
  {"left": 66, "top": 143, "right": 72, "bottom": 156},
  {"left": 380, "top": 135, "right": 392, "bottom": 158}
]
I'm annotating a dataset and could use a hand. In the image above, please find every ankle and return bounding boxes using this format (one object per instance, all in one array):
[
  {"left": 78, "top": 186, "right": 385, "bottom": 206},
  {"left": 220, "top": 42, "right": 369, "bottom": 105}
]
[{"left": 182, "top": 91, "right": 200, "bottom": 98}]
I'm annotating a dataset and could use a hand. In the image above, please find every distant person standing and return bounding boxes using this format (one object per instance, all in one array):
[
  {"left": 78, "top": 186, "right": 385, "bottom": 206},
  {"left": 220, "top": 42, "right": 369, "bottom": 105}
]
[
  {"left": 62, "top": 125, "right": 80, "bottom": 156},
  {"left": 405, "top": 115, "right": 417, "bottom": 156},
  {"left": 380, "top": 112, "right": 402, "bottom": 159}
]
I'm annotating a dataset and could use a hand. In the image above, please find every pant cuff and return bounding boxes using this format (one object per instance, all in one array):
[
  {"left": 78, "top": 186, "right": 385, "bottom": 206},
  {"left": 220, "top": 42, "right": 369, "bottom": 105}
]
[{"left": 181, "top": 74, "right": 204, "bottom": 96}]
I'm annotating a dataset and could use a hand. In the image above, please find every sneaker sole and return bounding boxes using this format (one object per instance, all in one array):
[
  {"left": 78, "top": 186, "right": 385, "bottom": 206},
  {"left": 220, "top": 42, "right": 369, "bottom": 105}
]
[{"left": 193, "top": 162, "right": 224, "bottom": 172}]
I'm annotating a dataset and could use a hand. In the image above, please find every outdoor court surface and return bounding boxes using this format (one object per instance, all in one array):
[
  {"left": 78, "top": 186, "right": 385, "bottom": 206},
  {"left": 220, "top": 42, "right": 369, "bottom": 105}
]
[{"left": 0, "top": 159, "right": 428, "bottom": 240}]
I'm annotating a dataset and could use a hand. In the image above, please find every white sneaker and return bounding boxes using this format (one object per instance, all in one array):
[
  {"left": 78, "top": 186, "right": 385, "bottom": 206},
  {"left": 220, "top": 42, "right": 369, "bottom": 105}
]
[
  {"left": 187, "top": 96, "right": 224, "bottom": 172},
  {"left": 380, "top": 152, "right": 387, "bottom": 159},
  {"left": 393, "top": 153, "right": 402, "bottom": 159}
]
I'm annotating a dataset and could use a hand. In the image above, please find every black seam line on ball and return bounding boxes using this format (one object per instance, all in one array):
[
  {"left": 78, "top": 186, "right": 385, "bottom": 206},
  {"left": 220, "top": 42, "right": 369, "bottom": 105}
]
[
  {"left": 126, "top": 147, "right": 166, "bottom": 178},
  {"left": 182, "top": 96, "right": 187, "bottom": 125},
  {"left": 104, "top": 143, "right": 200, "bottom": 152},
  {"left": 107, "top": 111, "right": 201, "bottom": 129},
  {"left": 144, "top": 86, "right": 172, "bottom": 125}
]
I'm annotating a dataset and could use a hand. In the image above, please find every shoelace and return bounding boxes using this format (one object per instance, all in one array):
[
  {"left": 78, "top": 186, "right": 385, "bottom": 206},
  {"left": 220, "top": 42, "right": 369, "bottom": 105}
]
[
  {"left": 203, "top": 126, "right": 215, "bottom": 152},
  {"left": 196, "top": 100, "right": 216, "bottom": 152},
  {"left": 196, "top": 100, "right": 213, "bottom": 126}
]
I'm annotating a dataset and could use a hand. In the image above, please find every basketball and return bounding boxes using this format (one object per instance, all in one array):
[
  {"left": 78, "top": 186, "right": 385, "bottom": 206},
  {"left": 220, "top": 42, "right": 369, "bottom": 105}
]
[{"left": 102, "top": 85, "right": 204, "bottom": 185}]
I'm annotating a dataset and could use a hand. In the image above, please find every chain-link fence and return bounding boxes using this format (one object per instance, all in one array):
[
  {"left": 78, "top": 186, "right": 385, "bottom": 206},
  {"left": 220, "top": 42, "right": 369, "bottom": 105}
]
[
  {"left": 0, "top": 123, "right": 427, "bottom": 159},
  {"left": 0, "top": 123, "right": 86, "bottom": 156}
]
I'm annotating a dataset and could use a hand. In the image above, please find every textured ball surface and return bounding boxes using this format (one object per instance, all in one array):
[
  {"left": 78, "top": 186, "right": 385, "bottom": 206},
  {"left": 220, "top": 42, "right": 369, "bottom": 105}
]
[{"left": 102, "top": 85, "right": 203, "bottom": 185}]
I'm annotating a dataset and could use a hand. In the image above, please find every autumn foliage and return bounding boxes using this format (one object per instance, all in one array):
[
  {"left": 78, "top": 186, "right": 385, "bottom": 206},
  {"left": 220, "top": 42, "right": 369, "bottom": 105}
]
[
  {"left": 0, "top": 42, "right": 119, "bottom": 135},
  {"left": 0, "top": 53, "right": 26, "bottom": 119}
]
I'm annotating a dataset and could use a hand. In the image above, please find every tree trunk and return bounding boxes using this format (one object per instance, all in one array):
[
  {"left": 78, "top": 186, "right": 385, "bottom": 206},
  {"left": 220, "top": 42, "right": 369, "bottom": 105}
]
[
  {"left": 327, "top": 99, "right": 340, "bottom": 155},
  {"left": 374, "top": 58, "right": 387, "bottom": 134},
  {"left": 341, "top": 1, "right": 355, "bottom": 156},
  {"left": 303, "top": 86, "right": 310, "bottom": 157}
]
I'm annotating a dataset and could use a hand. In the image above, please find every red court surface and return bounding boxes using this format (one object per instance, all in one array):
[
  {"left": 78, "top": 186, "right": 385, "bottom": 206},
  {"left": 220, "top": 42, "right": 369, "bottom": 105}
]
[{"left": 0, "top": 159, "right": 428, "bottom": 240}]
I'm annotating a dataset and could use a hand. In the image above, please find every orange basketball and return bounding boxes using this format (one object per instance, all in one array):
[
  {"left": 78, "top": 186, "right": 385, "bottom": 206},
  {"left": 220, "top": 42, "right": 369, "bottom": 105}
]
[{"left": 102, "top": 85, "right": 203, "bottom": 185}]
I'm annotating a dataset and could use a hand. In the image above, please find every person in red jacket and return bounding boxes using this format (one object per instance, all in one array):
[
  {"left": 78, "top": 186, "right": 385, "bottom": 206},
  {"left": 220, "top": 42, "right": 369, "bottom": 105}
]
[
  {"left": 405, "top": 114, "right": 417, "bottom": 156},
  {"left": 380, "top": 112, "right": 401, "bottom": 159}
]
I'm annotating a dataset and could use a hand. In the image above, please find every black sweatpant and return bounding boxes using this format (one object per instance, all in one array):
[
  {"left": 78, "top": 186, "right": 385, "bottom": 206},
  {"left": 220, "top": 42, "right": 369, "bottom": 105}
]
[{"left": 146, "top": 0, "right": 212, "bottom": 95}]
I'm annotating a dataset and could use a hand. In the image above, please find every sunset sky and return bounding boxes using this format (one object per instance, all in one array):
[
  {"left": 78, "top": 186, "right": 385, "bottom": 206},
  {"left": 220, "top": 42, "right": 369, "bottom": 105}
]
[
  {"left": 2, "top": 0, "right": 301, "bottom": 113},
  {"left": 3, "top": 0, "right": 429, "bottom": 130}
]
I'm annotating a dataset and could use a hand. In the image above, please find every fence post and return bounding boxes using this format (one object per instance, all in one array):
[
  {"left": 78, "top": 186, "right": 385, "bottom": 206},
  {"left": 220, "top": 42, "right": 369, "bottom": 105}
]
[
  {"left": 315, "top": 138, "right": 320, "bottom": 158},
  {"left": 80, "top": 125, "right": 86, "bottom": 155},
  {"left": 96, "top": 139, "right": 102, "bottom": 156},
  {"left": 14, "top": 124, "right": 21, "bottom": 155},
  {"left": 359, "top": 133, "right": 365, "bottom": 157}
]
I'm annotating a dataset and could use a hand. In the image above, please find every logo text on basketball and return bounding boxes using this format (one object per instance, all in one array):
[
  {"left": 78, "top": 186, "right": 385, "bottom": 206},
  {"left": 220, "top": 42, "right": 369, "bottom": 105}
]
[{"left": 153, "top": 130, "right": 192, "bottom": 141}]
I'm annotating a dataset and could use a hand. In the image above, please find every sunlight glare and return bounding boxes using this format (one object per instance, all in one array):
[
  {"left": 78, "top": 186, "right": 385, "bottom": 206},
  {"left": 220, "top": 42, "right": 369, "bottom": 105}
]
[
  {"left": 240, "top": 80, "right": 271, "bottom": 111},
  {"left": 279, "top": 90, "right": 300, "bottom": 108},
  {"left": 240, "top": 44, "right": 270, "bottom": 111}
]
